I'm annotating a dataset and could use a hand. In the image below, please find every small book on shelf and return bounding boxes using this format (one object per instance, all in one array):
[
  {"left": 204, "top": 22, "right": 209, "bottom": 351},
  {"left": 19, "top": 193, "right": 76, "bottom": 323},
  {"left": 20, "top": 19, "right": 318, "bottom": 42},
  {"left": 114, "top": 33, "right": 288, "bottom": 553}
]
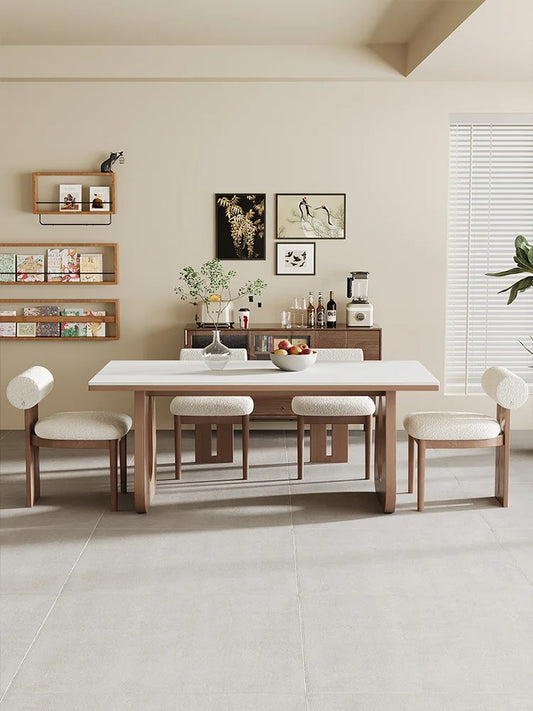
[
  {"left": 17, "top": 322, "right": 36, "bottom": 337},
  {"left": 61, "top": 309, "right": 86, "bottom": 337},
  {"left": 0, "top": 254, "right": 16, "bottom": 283},
  {"left": 59, "top": 184, "right": 82, "bottom": 212},
  {"left": 0, "top": 310, "right": 17, "bottom": 337},
  {"left": 80, "top": 254, "right": 104, "bottom": 282},
  {"left": 89, "top": 186, "right": 110, "bottom": 212},
  {"left": 61, "top": 249, "right": 80, "bottom": 282},
  {"left": 86, "top": 310, "right": 106, "bottom": 337},
  {"left": 35, "top": 305, "right": 61, "bottom": 337},
  {"left": 46, "top": 248, "right": 63, "bottom": 282},
  {"left": 16, "top": 254, "right": 44, "bottom": 282}
]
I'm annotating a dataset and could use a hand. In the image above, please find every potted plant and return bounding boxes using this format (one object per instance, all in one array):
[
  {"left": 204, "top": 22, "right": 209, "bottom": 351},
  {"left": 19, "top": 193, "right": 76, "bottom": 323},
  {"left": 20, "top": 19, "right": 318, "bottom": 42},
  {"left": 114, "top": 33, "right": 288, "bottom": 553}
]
[
  {"left": 175, "top": 258, "right": 267, "bottom": 368},
  {"left": 487, "top": 234, "right": 533, "bottom": 369},
  {"left": 486, "top": 235, "right": 533, "bottom": 304}
]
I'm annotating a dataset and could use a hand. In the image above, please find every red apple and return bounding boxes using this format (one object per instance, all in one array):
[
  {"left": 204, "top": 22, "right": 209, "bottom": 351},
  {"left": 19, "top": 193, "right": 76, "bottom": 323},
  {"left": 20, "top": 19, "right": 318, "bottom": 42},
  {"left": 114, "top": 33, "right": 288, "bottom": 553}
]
[
  {"left": 299, "top": 347, "right": 311, "bottom": 355},
  {"left": 288, "top": 346, "right": 301, "bottom": 355},
  {"left": 277, "top": 339, "right": 291, "bottom": 351}
]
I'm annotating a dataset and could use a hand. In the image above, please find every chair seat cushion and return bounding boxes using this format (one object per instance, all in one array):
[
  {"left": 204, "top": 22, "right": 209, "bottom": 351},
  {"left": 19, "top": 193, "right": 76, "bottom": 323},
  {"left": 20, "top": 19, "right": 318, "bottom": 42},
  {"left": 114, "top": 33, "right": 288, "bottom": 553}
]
[
  {"left": 34, "top": 411, "right": 132, "bottom": 441},
  {"left": 403, "top": 411, "right": 502, "bottom": 440},
  {"left": 291, "top": 396, "right": 375, "bottom": 417},
  {"left": 170, "top": 396, "right": 254, "bottom": 417}
]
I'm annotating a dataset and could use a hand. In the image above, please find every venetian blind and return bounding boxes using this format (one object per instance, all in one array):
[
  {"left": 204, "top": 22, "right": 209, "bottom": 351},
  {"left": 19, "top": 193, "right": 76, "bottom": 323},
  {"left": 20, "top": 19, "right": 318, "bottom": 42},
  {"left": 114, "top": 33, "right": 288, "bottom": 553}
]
[{"left": 446, "top": 116, "right": 533, "bottom": 394}]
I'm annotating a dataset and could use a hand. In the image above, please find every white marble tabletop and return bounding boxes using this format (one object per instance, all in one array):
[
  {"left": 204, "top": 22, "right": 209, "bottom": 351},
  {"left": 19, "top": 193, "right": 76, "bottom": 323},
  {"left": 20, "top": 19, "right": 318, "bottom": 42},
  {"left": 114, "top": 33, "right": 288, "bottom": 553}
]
[{"left": 89, "top": 359, "right": 440, "bottom": 392}]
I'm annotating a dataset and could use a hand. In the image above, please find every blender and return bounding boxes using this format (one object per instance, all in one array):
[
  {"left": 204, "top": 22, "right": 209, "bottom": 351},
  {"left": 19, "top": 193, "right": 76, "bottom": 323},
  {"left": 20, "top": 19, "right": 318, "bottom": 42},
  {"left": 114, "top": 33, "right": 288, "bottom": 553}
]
[{"left": 346, "top": 271, "right": 373, "bottom": 327}]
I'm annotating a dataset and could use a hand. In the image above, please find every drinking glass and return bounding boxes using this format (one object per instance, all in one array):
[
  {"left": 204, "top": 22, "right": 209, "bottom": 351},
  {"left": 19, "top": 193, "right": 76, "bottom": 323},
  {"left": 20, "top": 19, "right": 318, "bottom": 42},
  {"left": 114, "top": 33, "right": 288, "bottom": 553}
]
[
  {"left": 281, "top": 310, "right": 291, "bottom": 328},
  {"left": 291, "top": 297, "right": 307, "bottom": 328}
]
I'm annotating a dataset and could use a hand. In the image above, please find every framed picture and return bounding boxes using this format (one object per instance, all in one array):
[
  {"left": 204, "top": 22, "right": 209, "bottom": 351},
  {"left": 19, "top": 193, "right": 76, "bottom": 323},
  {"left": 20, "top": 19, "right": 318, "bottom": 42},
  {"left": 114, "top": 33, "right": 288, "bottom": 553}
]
[
  {"left": 216, "top": 194, "right": 266, "bottom": 260},
  {"left": 276, "top": 242, "right": 316, "bottom": 275},
  {"left": 276, "top": 193, "right": 345, "bottom": 239},
  {"left": 59, "top": 184, "right": 82, "bottom": 212},
  {"left": 89, "top": 186, "right": 111, "bottom": 212}
]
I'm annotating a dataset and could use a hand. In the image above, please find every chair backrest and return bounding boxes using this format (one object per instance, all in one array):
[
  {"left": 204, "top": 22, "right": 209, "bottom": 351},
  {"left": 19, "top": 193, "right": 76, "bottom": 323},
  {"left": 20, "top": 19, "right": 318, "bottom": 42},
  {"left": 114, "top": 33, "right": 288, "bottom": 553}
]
[
  {"left": 6, "top": 366, "right": 54, "bottom": 410},
  {"left": 179, "top": 348, "right": 248, "bottom": 361},
  {"left": 481, "top": 366, "right": 529, "bottom": 409},
  {"left": 315, "top": 348, "right": 364, "bottom": 362}
]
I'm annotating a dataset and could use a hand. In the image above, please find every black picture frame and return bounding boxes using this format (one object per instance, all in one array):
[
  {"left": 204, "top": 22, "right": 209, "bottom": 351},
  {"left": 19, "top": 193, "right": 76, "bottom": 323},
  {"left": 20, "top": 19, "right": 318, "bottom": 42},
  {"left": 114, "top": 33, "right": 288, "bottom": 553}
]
[
  {"left": 215, "top": 193, "right": 266, "bottom": 260},
  {"left": 276, "top": 242, "right": 316, "bottom": 275}
]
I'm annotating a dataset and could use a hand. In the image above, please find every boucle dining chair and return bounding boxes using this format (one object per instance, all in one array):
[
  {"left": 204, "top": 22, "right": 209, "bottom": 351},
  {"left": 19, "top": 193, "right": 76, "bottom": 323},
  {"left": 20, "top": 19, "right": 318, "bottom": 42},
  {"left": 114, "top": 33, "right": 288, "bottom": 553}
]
[
  {"left": 291, "top": 348, "right": 376, "bottom": 480},
  {"left": 403, "top": 366, "right": 529, "bottom": 511},
  {"left": 170, "top": 348, "right": 253, "bottom": 479},
  {"left": 6, "top": 365, "right": 132, "bottom": 511}
]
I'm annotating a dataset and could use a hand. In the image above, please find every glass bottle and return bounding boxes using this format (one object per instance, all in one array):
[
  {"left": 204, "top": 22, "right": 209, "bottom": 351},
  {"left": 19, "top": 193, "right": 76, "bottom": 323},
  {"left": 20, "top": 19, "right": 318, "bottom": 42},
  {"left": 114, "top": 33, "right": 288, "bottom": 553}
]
[
  {"left": 307, "top": 292, "right": 316, "bottom": 328},
  {"left": 316, "top": 292, "right": 325, "bottom": 328},
  {"left": 202, "top": 329, "right": 231, "bottom": 370},
  {"left": 327, "top": 290, "right": 337, "bottom": 328}
]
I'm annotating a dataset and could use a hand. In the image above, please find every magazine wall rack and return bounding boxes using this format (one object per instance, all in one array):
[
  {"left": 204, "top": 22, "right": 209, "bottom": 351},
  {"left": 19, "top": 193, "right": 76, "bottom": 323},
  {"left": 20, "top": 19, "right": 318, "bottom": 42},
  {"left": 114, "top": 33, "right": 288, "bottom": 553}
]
[
  {"left": 32, "top": 172, "right": 116, "bottom": 225},
  {"left": 0, "top": 243, "right": 118, "bottom": 284},
  {"left": 0, "top": 299, "right": 120, "bottom": 340}
]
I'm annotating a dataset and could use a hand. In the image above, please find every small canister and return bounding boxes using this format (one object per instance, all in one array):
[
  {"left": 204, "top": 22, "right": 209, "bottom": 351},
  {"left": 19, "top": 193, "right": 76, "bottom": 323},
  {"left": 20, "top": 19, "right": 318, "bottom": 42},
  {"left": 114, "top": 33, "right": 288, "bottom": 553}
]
[{"left": 238, "top": 307, "right": 250, "bottom": 328}]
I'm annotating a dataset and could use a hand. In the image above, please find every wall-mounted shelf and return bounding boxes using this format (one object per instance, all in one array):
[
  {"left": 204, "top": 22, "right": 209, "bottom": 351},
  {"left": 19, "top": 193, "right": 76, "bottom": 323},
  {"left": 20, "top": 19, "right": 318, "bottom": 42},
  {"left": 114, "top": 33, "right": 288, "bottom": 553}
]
[
  {"left": 32, "top": 172, "right": 116, "bottom": 225},
  {"left": 0, "top": 243, "right": 118, "bottom": 284},
  {"left": 0, "top": 299, "right": 120, "bottom": 340}
]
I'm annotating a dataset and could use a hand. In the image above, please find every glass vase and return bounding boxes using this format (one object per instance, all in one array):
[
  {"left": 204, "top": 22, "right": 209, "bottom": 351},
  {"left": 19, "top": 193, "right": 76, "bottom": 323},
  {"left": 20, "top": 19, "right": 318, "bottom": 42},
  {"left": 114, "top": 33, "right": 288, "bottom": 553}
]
[{"left": 202, "top": 330, "right": 231, "bottom": 370}]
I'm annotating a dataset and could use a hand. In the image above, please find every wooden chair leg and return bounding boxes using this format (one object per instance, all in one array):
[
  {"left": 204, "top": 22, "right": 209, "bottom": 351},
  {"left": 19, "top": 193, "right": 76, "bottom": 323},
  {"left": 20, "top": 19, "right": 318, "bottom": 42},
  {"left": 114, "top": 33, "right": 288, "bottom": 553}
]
[
  {"left": 109, "top": 440, "right": 118, "bottom": 512},
  {"left": 417, "top": 441, "right": 426, "bottom": 511},
  {"left": 119, "top": 435, "right": 127, "bottom": 494},
  {"left": 242, "top": 415, "right": 250, "bottom": 480},
  {"left": 364, "top": 415, "right": 372, "bottom": 480},
  {"left": 174, "top": 415, "right": 182, "bottom": 480},
  {"left": 501, "top": 440, "right": 510, "bottom": 508},
  {"left": 297, "top": 417, "right": 305, "bottom": 480},
  {"left": 408, "top": 435, "right": 415, "bottom": 494}
]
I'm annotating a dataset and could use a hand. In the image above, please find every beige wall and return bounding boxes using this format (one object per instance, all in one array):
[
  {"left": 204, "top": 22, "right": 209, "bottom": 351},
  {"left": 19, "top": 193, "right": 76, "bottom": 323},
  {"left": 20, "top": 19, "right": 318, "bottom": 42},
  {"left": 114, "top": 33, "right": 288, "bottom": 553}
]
[{"left": 0, "top": 79, "right": 531, "bottom": 429}]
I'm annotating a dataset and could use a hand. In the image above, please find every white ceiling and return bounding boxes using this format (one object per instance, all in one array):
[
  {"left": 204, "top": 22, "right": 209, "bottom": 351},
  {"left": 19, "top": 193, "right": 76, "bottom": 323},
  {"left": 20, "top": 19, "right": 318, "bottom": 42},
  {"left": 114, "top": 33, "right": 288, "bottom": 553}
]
[{"left": 1, "top": 0, "right": 532, "bottom": 79}]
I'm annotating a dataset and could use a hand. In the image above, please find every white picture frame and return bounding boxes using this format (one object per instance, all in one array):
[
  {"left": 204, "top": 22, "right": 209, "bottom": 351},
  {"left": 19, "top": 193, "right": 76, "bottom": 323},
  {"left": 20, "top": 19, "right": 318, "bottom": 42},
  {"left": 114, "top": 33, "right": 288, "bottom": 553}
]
[
  {"left": 89, "top": 186, "right": 111, "bottom": 212},
  {"left": 59, "top": 184, "right": 82, "bottom": 212}
]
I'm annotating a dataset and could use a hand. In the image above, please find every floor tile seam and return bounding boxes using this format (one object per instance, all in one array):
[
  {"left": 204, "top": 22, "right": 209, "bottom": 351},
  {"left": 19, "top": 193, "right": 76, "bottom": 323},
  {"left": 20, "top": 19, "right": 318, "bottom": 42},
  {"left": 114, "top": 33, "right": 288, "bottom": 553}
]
[
  {"left": 0, "top": 511, "right": 104, "bottom": 707},
  {"left": 287, "top": 483, "right": 311, "bottom": 711}
]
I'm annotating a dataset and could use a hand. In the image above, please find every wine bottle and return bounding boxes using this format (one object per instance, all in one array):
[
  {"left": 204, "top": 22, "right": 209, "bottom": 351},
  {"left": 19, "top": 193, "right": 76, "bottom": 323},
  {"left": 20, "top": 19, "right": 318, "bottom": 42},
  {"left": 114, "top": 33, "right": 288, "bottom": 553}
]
[
  {"left": 327, "top": 290, "right": 337, "bottom": 328},
  {"left": 316, "top": 292, "right": 325, "bottom": 328},
  {"left": 306, "top": 292, "right": 315, "bottom": 328}
]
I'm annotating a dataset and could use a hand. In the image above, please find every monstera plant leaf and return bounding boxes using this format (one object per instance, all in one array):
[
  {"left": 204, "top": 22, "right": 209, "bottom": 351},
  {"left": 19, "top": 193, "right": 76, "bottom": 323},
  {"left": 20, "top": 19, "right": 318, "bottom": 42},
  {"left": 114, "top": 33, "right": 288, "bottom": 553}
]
[{"left": 486, "top": 235, "right": 533, "bottom": 304}]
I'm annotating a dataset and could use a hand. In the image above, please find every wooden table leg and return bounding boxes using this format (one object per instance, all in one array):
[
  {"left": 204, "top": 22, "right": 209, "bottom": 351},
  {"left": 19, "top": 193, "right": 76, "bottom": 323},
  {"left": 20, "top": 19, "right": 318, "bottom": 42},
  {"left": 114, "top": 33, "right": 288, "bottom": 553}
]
[
  {"left": 134, "top": 391, "right": 157, "bottom": 513},
  {"left": 374, "top": 391, "right": 396, "bottom": 513}
]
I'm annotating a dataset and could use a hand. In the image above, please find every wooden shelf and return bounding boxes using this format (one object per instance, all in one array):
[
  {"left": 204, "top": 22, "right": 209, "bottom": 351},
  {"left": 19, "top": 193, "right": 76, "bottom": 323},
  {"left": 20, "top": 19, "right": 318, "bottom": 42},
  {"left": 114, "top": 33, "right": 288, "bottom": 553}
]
[
  {"left": 184, "top": 324, "right": 382, "bottom": 361},
  {"left": 32, "top": 172, "right": 116, "bottom": 217},
  {"left": 0, "top": 299, "right": 120, "bottom": 340},
  {"left": 0, "top": 243, "right": 118, "bottom": 284}
]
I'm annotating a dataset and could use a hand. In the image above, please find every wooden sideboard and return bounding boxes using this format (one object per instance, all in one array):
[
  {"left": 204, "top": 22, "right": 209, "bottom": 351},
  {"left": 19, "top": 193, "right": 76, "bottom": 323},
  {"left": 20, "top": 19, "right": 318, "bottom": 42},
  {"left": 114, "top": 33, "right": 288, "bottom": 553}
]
[{"left": 183, "top": 324, "right": 382, "bottom": 417}]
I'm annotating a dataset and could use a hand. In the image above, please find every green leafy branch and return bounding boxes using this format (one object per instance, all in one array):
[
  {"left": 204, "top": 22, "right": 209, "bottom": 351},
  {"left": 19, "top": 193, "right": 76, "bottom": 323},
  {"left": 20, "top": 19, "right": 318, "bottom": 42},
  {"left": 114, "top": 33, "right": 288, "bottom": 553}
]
[
  {"left": 519, "top": 335, "right": 533, "bottom": 367},
  {"left": 486, "top": 235, "right": 533, "bottom": 304},
  {"left": 174, "top": 258, "right": 267, "bottom": 326}
]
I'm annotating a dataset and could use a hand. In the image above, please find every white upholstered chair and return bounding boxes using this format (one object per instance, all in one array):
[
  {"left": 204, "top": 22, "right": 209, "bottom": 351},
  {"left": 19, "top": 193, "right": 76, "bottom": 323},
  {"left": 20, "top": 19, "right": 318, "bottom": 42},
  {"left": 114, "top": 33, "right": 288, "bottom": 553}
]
[
  {"left": 6, "top": 366, "right": 132, "bottom": 511},
  {"left": 291, "top": 348, "right": 376, "bottom": 479},
  {"left": 403, "top": 366, "right": 529, "bottom": 511},
  {"left": 170, "top": 348, "right": 253, "bottom": 479}
]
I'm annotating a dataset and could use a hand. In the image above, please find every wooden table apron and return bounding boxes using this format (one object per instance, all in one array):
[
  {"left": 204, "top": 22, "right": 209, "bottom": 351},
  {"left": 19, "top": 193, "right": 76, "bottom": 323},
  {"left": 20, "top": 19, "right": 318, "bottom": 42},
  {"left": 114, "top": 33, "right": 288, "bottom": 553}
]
[{"left": 88, "top": 360, "right": 439, "bottom": 514}]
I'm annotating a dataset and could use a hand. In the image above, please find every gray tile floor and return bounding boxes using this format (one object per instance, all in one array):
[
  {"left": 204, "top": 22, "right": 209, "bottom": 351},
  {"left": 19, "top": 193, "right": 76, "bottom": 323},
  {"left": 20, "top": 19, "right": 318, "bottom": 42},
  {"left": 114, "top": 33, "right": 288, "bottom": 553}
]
[{"left": 1, "top": 428, "right": 532, "bottom": 711}]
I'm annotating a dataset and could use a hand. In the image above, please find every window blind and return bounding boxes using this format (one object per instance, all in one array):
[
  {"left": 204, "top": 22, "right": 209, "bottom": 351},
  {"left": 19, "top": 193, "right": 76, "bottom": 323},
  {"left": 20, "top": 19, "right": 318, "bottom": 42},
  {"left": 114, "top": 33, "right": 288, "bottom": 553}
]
[{"left": 446, "top": 118, "right": 533, "bottom": 394}]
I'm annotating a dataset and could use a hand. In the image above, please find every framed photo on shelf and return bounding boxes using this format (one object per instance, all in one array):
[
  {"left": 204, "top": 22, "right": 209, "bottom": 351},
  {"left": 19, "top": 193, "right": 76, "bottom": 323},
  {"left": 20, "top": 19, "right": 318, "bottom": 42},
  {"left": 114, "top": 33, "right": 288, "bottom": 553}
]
[
  {"left": 276, "top": 242, "right": 316, "bottom": 275},
  {"left": 89, "top": 186, "right": 111, "bottom": 212},
  {"left": 215, "top": 194, "right": 266, "bottom": 260},
  {"left": 276, "top": 194, "right": 345, "bottom": 240},
  {"left": 59, "top": 184, "right": 82, "bottom": 212}
]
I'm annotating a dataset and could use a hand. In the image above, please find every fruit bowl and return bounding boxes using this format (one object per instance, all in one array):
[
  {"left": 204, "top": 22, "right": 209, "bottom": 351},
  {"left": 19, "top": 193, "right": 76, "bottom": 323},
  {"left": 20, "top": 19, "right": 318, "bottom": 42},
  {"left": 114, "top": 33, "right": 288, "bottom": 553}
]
[{"left": 270, "top": 350, "right": 318, "bottom": 372}]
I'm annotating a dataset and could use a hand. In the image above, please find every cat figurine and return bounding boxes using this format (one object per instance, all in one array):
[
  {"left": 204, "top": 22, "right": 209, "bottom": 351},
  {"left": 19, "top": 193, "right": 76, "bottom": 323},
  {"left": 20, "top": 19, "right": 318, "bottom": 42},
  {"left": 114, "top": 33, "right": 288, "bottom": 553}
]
[{"left": 100, "top": 151, "right": 123, "bottom": 173}]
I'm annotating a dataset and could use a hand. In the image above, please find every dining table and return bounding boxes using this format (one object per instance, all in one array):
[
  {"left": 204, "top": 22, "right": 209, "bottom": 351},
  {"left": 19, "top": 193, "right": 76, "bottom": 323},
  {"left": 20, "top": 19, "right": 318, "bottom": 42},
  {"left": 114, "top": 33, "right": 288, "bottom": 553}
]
[{"left": 88, "top": 359, "right": 439, "bottom": 514}]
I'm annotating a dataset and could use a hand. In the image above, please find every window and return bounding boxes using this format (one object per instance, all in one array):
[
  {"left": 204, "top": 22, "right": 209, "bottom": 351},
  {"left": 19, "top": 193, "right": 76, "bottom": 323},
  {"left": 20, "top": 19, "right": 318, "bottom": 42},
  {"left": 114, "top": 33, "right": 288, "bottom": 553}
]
[{"left": 446, "top": 115, "right": 533, "bottom": 394}]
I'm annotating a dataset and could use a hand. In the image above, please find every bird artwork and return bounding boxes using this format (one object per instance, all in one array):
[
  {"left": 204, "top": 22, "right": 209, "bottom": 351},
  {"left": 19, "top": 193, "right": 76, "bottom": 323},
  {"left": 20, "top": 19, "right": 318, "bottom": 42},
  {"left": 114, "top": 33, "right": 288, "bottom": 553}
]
[{"left": 277, "top": 194, "right": 345, "bottom": 240}]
